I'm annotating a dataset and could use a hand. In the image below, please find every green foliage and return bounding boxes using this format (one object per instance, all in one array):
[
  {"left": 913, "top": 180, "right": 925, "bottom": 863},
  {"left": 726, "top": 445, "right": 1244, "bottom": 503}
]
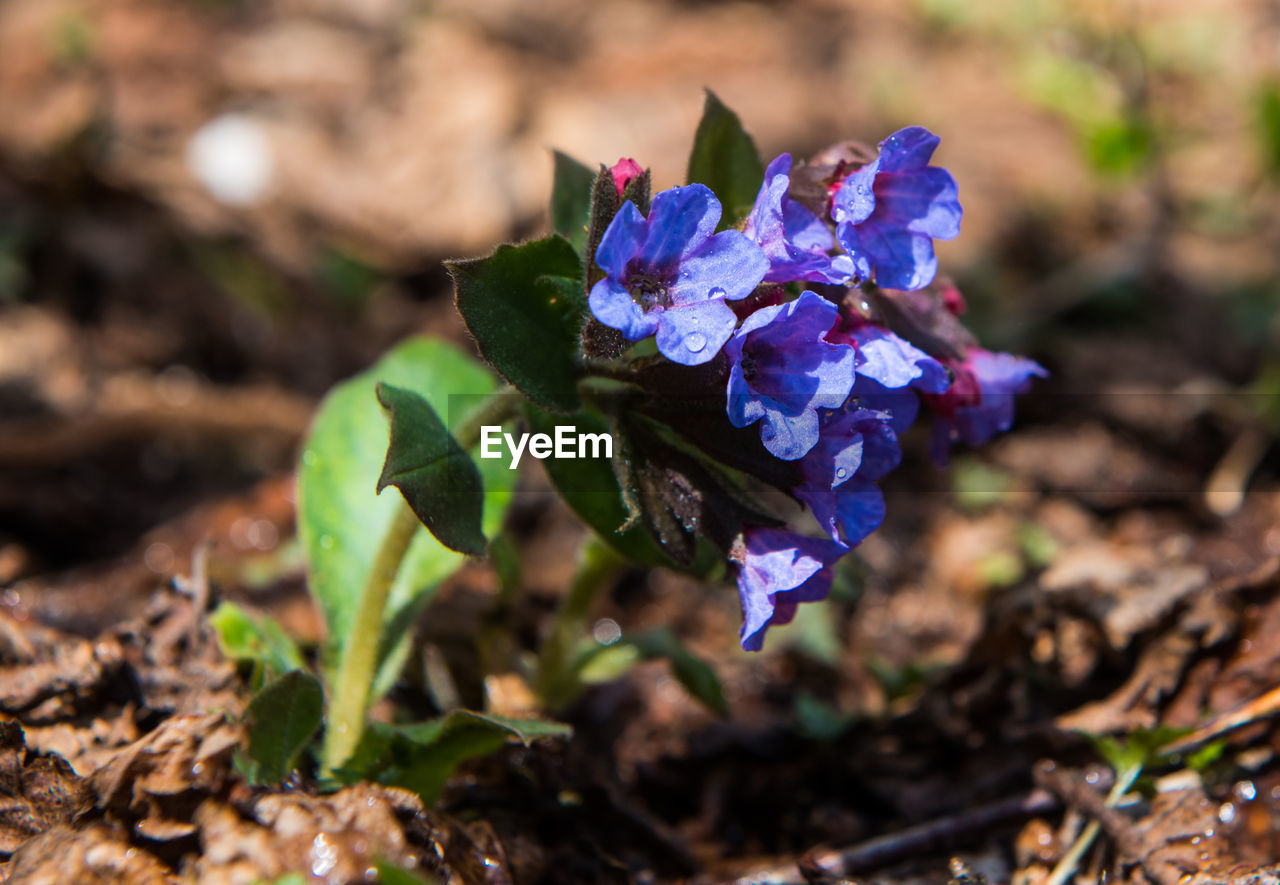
[
  {"left": 209, "top": 601, "right": 305, "bottom": 690},
  {"left": 687, "top": 90, "right": 765, "bottom": 227},
  {"left": 1085, "top": 116, "right": 1153, "bottom": 177},
  {"left": 375, "top": 862, "right": 440, "bottom": 885},
  {"left": 297, "top": 337, "right": 514, "bottom": 697},
  {"left": 550, "top": 151, "right": 596, "bottom": 254},
  {"left": 526, "top": 403, "right": 674, "bottom": 567},
  {"left": 341, "top": 711, "right": 571, "bottom": 804},
  {"left": 1089, "top": 725, "right": 1185, "bottom": 774},
  {"left": 252, "top": 875, "right": 308, "bottom": 885},
  {"left": 449, "top": 236, "right": 586, "bottom": 412},
  {"left": 951, "top": 457, "right": 1012, "bottom": 510},
  {"left": 793, "top": 691, "right": 856, "bottom": 742},
  {"left": 315, "top": 244, "right": 385, "bottom": 314},
  {"left": 376, "top": 383, "right": 487, "bottom": 557},
  {"left": 1256, "top": 81, "right": 1280, "bottom": 180},
  {"left": 629, "top": 628, "right": 728, "bottom": 717},
  {"left": 241, "top": 671, "right": 324, "bottom": 785}
]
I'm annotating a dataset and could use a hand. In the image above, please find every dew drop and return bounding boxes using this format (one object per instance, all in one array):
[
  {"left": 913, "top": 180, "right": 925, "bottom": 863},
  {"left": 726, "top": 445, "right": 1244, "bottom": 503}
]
[
  {"left": 709, "top": 286, "right": 726, "bottom": 299},
  {"left": 835, "top": 467, "right": 848, "bottom": 479},
  {"left": 302, "top": 450, "right": 318, "bottom": 467},
  {"left": 319, "top": 534, "right": 335, "bottom": 550},
  {"left": 1218, "top": 802, "right": 1237, "bottom": 825},
  {"left": 686, "top": 332, "right": 708, "bottom": 353}
]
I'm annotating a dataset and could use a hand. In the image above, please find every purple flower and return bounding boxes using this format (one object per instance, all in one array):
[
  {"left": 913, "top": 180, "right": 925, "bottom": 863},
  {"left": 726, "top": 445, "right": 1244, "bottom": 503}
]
[
  {"left": 588, "top": 184, "right": 769, "bottom": 365},
  {"left": 832, "top": 323, "right": 951, "bottom": 433},
  {"left": 735, "top": 527, "right": 848, "bottom": 651},
  {"left": 831, "top": 127, "right": 962, "bottom": 291},
  {"left": 743, "top": 154, "right": 853, "bottom": 285},
  {"left": 725, "top": 291, "right": 856, "bottom": 460},
  {"left": 794, "top": 406, "right": 898, "bottom": 545},
  {"left": 927, "top": 349, "right": 1048, "bottom": 464}
]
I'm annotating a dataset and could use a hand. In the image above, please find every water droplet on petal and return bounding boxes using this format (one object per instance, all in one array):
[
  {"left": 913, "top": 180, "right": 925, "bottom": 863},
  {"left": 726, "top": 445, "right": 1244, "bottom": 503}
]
[
  {"left": 686, "top": 332, "right": 707, "bottom": 353},
  {"left": 709, "top": 286, "right": 726, "bottom": 299},
  {"left": 835, "top": 467, "right": 848, "bottom": 479}
]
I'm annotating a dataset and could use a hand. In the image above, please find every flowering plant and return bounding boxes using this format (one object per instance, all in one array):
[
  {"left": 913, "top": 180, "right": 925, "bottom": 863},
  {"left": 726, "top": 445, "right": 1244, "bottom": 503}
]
[{"left": 293, "top": 92, "right": 1044, "bottom": 776}]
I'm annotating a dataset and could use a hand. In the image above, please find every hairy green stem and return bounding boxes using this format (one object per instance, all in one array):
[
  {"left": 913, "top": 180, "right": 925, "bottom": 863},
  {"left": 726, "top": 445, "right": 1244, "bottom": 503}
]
[{"left": 321, "top": 386, "right": 518, "bottom": 776}]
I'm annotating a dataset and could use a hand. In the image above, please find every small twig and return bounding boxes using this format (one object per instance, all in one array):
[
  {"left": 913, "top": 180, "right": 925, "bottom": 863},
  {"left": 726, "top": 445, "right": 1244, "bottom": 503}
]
[
  {"left": 730, "top": 788, "right": 1060, "bottom": 885},
  {"left": 1040, "top": 760, "right": 1143, "bottom": 885},
  {"left": 1204, "top": 426, "right": 1273, "bottom": 516},
  {"left": 1158, "top": 685, "right": 1280, "bottom": 757}
]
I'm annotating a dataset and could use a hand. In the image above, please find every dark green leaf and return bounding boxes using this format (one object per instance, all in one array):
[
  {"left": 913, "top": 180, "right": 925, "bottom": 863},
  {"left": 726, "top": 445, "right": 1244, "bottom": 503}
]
[
  {"left": 368, "top": 711, "right": 571, "bottom": 804},
  {"left": 376, "top": 383, "right": 486, "bottom": 557},
  {"left": 297, "top": 337, "right": 515, "bottom": 698},
  {"left": 686, "top": 90, "right": 765, "bottom": 226},
  {"left": 793, "top": 691, "right": 855, "bottom": 741},
  {"left": 450, "top": 236, "right": 585, "bottom": 412},
  {"left": 526, "top": 402, "right": 672, "bottom": 567},
  {"left": 209, "top": 601, "right": 305, "bottom": 689},
  {"left": 631, "top": 627, "right": 727, "bottom": 716},
  {"left": 242, "top": 670, "right": 323, "bottom": 784},
  {"left": 551, "top": 151, "right": 595, "bottom": 254}
]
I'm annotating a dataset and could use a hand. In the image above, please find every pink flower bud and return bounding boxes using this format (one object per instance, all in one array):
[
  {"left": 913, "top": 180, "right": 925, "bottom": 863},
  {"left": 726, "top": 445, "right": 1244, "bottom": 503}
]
[{"left": 609, "top": 158, "right": 644, "bottom": 199}]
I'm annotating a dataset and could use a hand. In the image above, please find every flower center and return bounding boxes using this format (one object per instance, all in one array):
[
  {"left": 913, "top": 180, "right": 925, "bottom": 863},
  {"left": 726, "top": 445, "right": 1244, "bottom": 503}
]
[{"left": 630, "top": 274, "right": 671, "bottom": 311}]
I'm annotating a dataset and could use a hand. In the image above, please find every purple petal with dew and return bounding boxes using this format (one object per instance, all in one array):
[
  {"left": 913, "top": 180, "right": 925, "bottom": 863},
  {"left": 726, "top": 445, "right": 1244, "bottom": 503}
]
[
  {"left": 851, "top": 326, "right": 949, "bottom": 391},
  {"left": 637, "top": 184, "right": 721, "bottom": 270},
  {"left": 873, "top": 167, "right": 961, "bottom": 240},
  {"left": 876, "top": 126, "right": 941, "bottom": 172},
  {"left": 851, "top": 378, "right": 921, "bottom": 434},
  {"left": 759, "top": 406, "right": 821, "bottom": 461},
  {"left": 669, "top": 229, "right": 768, "bottom": 305},
  {"left": 588, "top": 278, "right": 659, "bottom": 340},
  {"left": 654, "top": 297, "right": 738, "bottom": 366},
  {"left": 840, "top": 223, "right": 938, "bottom": 291},
  {"left": 832, "top": 161, "right": 878, "bottom": 226}
]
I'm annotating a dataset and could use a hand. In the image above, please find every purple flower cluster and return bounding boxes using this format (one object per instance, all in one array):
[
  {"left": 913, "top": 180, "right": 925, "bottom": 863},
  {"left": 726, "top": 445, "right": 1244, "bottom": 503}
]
[{"left": 588, "top": 130, "right": 1043, "bottom": 651}]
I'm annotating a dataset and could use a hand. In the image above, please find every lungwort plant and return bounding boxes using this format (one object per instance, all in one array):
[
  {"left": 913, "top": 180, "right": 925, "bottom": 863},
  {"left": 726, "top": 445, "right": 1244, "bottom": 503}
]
[{"left": 221, "top": 92, "right": 1045, "bottom": 796}]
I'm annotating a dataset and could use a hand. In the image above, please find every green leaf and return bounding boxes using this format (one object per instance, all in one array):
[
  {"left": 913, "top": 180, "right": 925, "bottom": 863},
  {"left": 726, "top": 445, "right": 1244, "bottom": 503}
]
[
  {"left": 252, "top": 875, "right": 308, "bottom": 885},
  {"left": 793, "top": 691, "right": 855, "bottom": 742},
  {"left": 376, "top": 383, "right": 486, "bottom": 557},
  {"left": 209, "top": 601, "right": 305, "bottom": 689},
  {"left": 1258, "top": 81, "right": 1280, "bottom": 179},
  {"left": 526, "top": 402, "right": 672, "bottom": 567},
  {"left": 686, "top": 90, "right": 765, "bottom": 226},
  {"left": 363, "top": 711, "right": 571, "bottom": 804},
  {"left": 449, "top": 236, "right": 585, "bottom": 412},
  {"left": 242, "top": 670, "right": 323, "bottom": 784},
  {"left": 551, "top": 151, "right": 595, "bottom": 254},
  {"left": 375, "top": 861, "right": 440, "bottom": 885},
  {"left": 297, "top": 337, "right": 515, "bottom": 696},
  {"left": 631, "top": 627, "right": 727, "bottom": 717},
  {"left": 577, "top": 643, "right": 641, "bottom": 684}
]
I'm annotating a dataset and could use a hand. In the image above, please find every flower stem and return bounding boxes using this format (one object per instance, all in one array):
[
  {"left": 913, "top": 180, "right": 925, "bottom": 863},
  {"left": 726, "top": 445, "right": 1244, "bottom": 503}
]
[
  {"left": 533, "top": 536, "right": 626, "bottom": 710},
  {"left": 320, "top": 386, "right": 518, "bottom": 777}
]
